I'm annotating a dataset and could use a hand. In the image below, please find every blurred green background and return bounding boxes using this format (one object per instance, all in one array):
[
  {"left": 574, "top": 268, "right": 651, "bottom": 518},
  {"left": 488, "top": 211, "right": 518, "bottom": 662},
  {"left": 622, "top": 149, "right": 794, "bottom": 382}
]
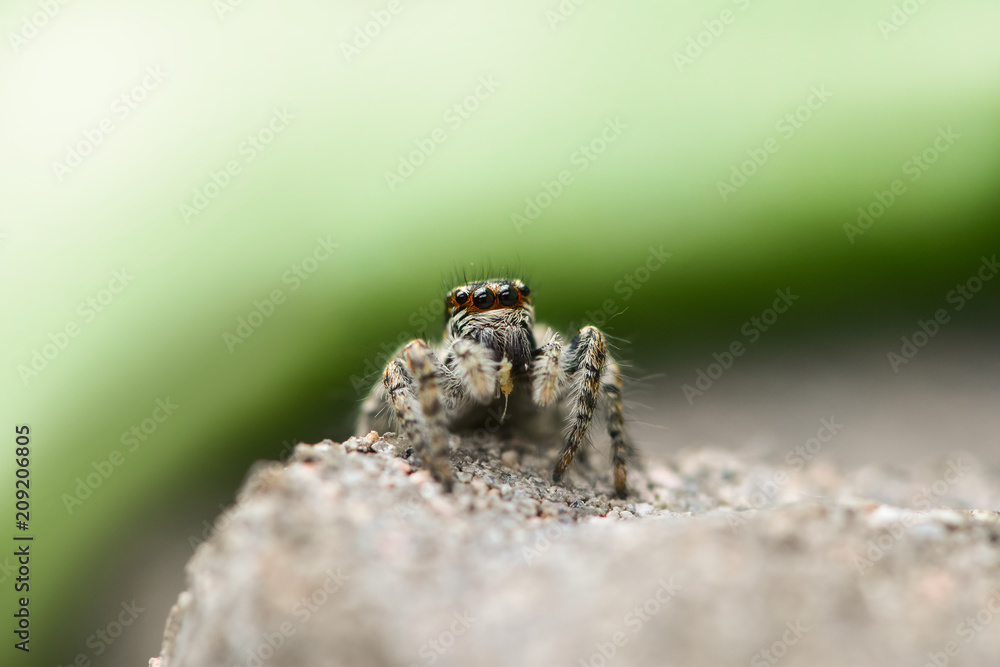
[{"left": 2, "top": 0, "right": 999, "bottom": 664}]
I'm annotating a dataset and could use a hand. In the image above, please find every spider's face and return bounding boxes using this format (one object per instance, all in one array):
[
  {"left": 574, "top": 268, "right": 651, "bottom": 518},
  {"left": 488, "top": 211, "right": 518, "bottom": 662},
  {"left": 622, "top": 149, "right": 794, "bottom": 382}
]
[
  {"left": 446, "top": 279, "right": 531, "bottom": 317},
  {"left": 445, "top": 279, "right": 536, "bottom": 369}
]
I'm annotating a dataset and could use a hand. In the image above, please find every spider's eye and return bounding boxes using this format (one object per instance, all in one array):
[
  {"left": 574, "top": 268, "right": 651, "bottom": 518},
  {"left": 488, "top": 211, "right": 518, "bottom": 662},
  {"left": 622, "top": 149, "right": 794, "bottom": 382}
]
[
  {"left": 472, "top": 287, "right": 495, "bottom": 309},
  {"left": 453, "top": 289, "right": 469, "bottom": 305},
  {"left": 519, "top": 283, "right": 530, "bottom": 297},
  {"left": 497, "top": 285, "right": 519, "bottom": 307}
]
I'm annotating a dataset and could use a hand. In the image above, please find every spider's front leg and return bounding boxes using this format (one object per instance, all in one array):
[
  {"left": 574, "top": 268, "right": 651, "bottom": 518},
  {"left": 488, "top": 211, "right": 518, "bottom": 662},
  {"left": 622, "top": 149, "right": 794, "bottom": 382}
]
[
  {"left": 552, "top": 326, "right": 605, "bottom": 486},
  {"left": 552, "top": 325, "right": 630, "bottom": 498},
  {"left": 383, "top": 340, "right": 453, "bottom": 491}
]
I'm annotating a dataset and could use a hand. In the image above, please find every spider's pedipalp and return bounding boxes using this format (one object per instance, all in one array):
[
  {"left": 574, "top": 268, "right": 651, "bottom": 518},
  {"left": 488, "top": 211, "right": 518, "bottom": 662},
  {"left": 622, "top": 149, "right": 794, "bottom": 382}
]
[
  {"left": 446, "top": 337, "right": 497, "bottom": 405},
  {"left": 531, "top": 334, "right": 563, "bottom": 407}
]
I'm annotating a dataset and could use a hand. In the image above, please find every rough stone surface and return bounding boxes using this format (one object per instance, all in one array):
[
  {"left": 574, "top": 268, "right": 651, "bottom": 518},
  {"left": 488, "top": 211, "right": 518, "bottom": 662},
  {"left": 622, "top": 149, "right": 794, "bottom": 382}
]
[{"left": 153, "top": 432, "right": 1000, "bottom": 667}]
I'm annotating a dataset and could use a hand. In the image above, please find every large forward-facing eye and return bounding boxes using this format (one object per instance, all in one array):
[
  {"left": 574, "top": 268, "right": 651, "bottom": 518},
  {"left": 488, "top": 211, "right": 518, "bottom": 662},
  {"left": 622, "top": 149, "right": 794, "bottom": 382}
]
[
  {"left": 472, "top": 287, "right": 495, "bottom": 309},
  {"left": 497, "top": 284, "right": 519, "bottom": 307}
]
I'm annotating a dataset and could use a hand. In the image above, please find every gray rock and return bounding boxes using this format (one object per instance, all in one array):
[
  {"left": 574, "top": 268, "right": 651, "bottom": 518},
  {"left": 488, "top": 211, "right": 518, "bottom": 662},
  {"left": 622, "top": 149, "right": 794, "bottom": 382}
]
[{"left": 152, "top": 434, "right": 1000, "bottom": 667}]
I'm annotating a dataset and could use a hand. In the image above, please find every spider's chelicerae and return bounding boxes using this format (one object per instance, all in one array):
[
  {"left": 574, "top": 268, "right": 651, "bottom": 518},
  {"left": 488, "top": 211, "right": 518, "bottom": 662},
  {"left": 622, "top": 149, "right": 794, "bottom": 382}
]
[{"left": 358, "top": 278, "right": 634, "bottom": 498}]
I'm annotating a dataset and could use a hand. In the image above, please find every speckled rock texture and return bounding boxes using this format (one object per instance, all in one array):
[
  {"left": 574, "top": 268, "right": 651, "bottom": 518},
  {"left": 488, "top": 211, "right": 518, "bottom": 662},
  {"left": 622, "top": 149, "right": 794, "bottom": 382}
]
[{"left": 152, "top": 433, "right": 1000, "bottom": 667}]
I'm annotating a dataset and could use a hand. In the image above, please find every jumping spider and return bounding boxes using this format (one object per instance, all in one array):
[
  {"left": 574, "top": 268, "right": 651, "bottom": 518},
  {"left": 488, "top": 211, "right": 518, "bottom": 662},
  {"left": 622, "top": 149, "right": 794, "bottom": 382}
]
[{"left": 358, "top": 278, "right": 634, "bottom": 498}]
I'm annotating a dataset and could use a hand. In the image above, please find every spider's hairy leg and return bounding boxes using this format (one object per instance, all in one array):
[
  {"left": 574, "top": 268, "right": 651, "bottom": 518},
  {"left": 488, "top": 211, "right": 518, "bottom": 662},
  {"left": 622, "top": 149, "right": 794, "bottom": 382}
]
[
  {"left": 383, "top": 340, "right": 453, "bottom": 491},
  {"left": 603, "top": 357, "right": 630, "bottom": 498},
  {"left": 382, "top": 359, "right": 420, "bottom": 442},
  {"left": 530, "top": 334, "right": 563, "bottom": 407},
  {"left": 446, "top": 337, "right": 497, "bottom": 404},
  {"left": 552, "top": 325, "right": 606, "bottom": 487}
]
